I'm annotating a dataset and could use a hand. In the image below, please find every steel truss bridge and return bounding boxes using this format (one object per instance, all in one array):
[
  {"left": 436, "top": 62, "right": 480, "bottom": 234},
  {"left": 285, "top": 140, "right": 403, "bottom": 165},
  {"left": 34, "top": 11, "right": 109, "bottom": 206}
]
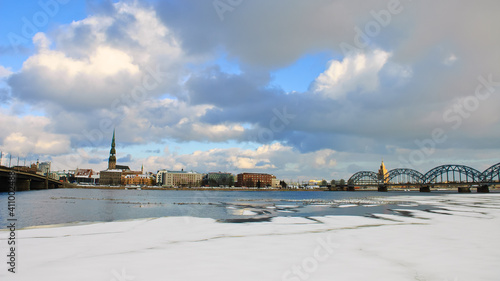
[{"left": 347, "top": 163, "right": 500, "bottom": 192}]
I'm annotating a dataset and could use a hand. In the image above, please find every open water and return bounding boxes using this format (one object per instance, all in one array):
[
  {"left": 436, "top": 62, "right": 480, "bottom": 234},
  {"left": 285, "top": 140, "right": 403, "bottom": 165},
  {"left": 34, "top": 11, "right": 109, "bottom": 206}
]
[{"left": 0, "top": 188, "right": 472, "bottom": 229}]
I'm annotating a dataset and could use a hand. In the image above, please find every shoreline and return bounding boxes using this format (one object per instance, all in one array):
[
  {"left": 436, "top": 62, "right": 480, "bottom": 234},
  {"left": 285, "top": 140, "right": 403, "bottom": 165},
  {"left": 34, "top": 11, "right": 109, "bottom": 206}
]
[
  {"left": 66, "top": 185, "right": 329, "bottom": 191},
  {"left": 65, "top": 185, "right": 500, "bottom": 192}
]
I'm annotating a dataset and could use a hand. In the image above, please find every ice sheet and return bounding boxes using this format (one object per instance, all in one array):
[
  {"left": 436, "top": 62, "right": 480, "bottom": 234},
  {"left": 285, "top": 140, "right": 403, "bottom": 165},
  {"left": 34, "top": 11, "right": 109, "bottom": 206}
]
[{"left": 1, "top": 194, "right": 499, "bottom": 281}]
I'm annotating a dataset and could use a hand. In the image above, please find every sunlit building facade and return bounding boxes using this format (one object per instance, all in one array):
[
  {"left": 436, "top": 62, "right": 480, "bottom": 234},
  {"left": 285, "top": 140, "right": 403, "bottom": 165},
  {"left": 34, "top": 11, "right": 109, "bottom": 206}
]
[{"left": 157, "top": 170, "right": 203, "bottom": 187}]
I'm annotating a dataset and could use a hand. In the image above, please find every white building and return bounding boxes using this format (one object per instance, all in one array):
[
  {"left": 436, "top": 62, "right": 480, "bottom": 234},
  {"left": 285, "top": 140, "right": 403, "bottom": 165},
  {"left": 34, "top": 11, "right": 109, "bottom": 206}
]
[
  {"left": 38, "top": 161, "right": 51, "bottom": 175},
  {"left": 157, "top": 170, "right": 203, "bottom": 187},
  {"left": 271, "top": 178, "right": 280, "bottom": 188}
]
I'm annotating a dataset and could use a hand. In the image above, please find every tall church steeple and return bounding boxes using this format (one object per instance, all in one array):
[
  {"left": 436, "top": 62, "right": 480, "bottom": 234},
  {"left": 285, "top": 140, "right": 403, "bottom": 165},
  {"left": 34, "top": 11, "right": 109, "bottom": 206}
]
[{"left": 108, "top": 129, "right": 116, "bottom": 170}]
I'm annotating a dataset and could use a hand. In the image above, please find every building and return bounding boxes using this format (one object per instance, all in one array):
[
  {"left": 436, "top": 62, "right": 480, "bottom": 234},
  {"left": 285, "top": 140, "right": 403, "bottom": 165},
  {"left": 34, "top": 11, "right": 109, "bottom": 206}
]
[
  {"left": 91, "top": 173, "right": 100, "bottom": 185},
  {"left": 204, "top": 172, "right": 234, "bottom": 186},
  {"left": 378, "top": 160, "right": 389, "bottom": 183},
  {"left": 271, "top": 178, "right": 280, "bottom": 188},
  {"left": 122, "top": 174, "right": 155, "bottom": 186},
  {"left": 75, "top": 169, "right": 95, "bottom": 184},
  {"left": 38, "top": 161, "right": 51, "bottom": 175},
  {"left": 67, "top": 170, "right": 76, "bottom": 183},
  {"left": 100, "top": 130, "right": 132, "bottom": 186},
  {"left": 50, "top": 171, "right": 70, "bottom": 182},
  {"left": 157, "top": 170, "right": 203, "bottom": 187},
  {"left": 308, "top": 179, "right": 322, "bottom": 186},
  {"left": 12, "top": 163, "right": 38, "bottom": 174},
  {"left": 236, "top": 173, "right": 276, "bottom": 187},
  {"left": 100, "top": 170, "right": 122, "bottom": 186}
]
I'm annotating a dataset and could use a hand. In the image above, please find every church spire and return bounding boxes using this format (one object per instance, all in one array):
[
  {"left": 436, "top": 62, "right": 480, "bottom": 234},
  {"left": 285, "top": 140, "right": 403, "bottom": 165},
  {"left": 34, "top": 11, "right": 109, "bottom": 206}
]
[{"left": 108, "top": 129, "right": 116, "bottom": 170}]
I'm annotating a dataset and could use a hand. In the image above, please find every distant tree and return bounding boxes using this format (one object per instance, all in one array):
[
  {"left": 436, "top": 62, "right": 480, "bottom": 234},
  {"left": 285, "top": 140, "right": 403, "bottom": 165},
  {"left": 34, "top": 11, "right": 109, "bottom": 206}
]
[
  {"left": 225, "top": 176, "right": 235, "bottom": 186},
  {"left": 256, "top": 180, "right": 262, "bottom": 188},
  {"left": 339, "top": 179, "right": 346, "bottom": 186},
  {"left": 320, "top": 180, "right": 328, "bottom": 186},
  {"left": 330, "top": 179, "right": 336, "bottom": 186},
  {"left": 280, "top": 180, "right": 288, "bottom": 189}
]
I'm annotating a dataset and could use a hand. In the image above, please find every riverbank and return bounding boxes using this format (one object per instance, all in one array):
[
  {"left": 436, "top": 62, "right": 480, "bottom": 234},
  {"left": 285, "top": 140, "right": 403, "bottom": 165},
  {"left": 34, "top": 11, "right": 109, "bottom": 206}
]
[
  {"left": 66, "top": 184, "right": 500, "bottom": 192},
  {"left": 67, "top": 184, "right": 331, "bottom": 191}
]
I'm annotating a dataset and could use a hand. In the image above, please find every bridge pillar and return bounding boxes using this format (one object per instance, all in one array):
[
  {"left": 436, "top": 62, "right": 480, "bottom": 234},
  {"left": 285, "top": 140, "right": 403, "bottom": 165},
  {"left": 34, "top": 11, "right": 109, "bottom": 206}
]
[
  {"left": 458, "top": 187, "right": 471, "bottom": 193},
  {"left": 31, "top": 181, "right": 47, "bottom": 190},
  {"left": 16, "top": 179, "right": 31, "bottom": 191},
  {"left": 0, "top": 177, "right": 9, "bottom": 192},
  {"left": 347, "top": 185, "right": 355, "bottom": 191},
  {"left": 420, "top": 186, "right": 431, "bottom": 192},
  {"left": 477, "top": 185, "right": 490, "bottom": 193},
  {"left": 378, "top": 185, "right": 388, "bottom": 192}
]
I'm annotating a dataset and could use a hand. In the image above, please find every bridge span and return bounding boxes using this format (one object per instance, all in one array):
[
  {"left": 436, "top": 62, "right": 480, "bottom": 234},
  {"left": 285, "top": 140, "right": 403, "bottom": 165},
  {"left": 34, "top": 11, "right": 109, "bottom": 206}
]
[
  {"left": 0, "top": 166, "right": 63, "bottom": 192},
  {"left": 346, "top": 163, "right": 500, "bottom": 193}
]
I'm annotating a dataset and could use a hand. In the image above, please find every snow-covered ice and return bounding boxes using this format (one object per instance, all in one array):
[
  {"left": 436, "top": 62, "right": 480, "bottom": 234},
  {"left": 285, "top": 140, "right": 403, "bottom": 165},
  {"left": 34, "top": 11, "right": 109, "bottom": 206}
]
[{"left": 1, "top": 194, "right": 500, "bottom": 281}]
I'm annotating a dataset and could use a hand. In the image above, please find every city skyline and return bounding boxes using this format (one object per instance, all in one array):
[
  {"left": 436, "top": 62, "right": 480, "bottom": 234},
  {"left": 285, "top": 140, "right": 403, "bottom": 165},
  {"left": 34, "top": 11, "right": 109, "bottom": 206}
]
[{"left": 1, "top": 0, "right": 500, "bottom": 180}]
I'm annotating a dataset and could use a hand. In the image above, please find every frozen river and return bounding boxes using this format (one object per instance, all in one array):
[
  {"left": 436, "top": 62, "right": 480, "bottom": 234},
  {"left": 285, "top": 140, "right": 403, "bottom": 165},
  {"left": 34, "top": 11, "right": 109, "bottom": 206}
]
[{"left": 1, "top": 190, "right": 500, "bottom": 280}]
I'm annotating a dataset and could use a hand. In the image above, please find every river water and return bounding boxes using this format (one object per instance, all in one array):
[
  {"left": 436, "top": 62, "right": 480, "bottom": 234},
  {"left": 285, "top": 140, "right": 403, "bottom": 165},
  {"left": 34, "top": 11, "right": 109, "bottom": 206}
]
[{"left": 0, "top": 188, "right": 472, "bottom": 229}]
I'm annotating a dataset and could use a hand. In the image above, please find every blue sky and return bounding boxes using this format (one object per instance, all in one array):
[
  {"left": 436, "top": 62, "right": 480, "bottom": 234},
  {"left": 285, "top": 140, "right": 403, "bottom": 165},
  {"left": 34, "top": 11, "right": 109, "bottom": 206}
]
[
  {"left": 1, "top": 0, "right": 500, "bottom": 180},
  {"left": 0, "top": 1, "right": 87, "bottom": 68},
  {"left": 271, "top": 51, "right": 338, "bottom": 93}
]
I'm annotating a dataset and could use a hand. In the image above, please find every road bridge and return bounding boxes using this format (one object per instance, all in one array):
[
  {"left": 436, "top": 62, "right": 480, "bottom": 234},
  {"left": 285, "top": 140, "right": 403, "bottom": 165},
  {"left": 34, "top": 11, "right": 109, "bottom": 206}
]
[{"left": 0, "top": 166, "right": 63, "bottom": 192}]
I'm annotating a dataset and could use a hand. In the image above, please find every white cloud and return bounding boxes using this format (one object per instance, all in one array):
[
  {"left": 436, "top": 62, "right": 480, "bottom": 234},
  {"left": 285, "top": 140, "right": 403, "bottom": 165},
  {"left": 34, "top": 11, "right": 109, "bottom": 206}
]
[
  {"left": 191, "top": 123, "right": 245, "bottom": 142},
  {"left": 136, "top": 143, "right": 338, "bottom": 180},
  {"left": 33, "top": 32, "right": 51, "bottom": 50},
  {"left": 0, "top": 66, "right": 12, "bottom": 78},
  {"left": 9, "top": 1, "right": 186, "bottom": 110},
  {"left": 23, "top": 44, "right": 140, "bottom": 77},
  {"left": 312, "top": 49, "right": 390, "bottom": 99},
  {"left": 0, "top": 112, "right": 71, "bottom": 157}
]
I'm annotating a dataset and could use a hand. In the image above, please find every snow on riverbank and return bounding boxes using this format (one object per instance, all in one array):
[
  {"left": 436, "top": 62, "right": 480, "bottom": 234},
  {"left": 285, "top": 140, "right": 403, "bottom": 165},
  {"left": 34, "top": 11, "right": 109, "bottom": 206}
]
[{"left": 1, "top": 194, "right": 500, "bottom": 281}]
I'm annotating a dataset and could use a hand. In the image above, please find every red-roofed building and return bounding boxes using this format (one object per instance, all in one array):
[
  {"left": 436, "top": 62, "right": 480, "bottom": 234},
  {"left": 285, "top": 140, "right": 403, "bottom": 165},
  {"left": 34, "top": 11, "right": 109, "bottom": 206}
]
[{"left": 75, "top": 169, "right": 97, "bottom": 184}]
